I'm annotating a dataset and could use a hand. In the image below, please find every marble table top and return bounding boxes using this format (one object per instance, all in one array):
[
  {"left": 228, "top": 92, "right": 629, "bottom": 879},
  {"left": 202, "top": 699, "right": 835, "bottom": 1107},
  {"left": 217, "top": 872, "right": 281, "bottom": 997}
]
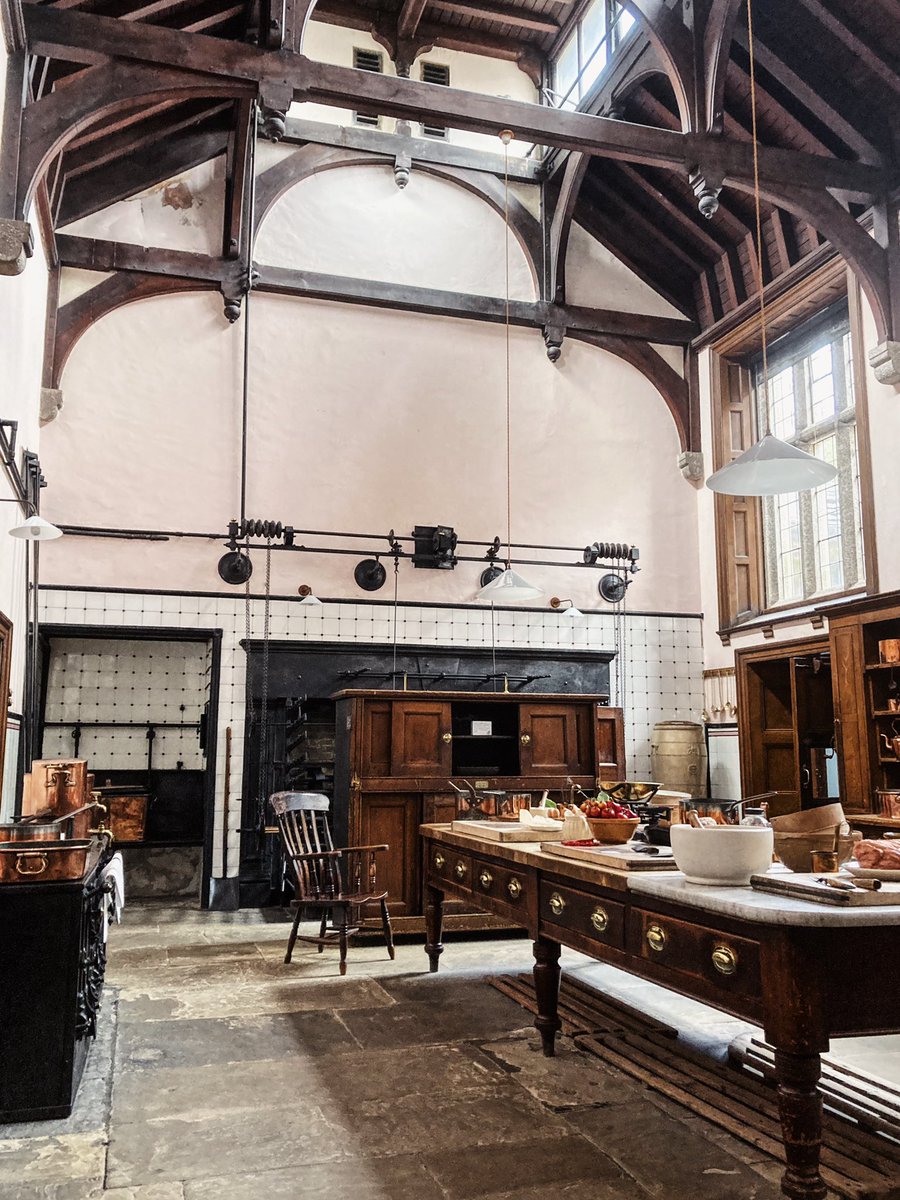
[{"left": 628, "top": 870, "right": 900, "bottom": 927}]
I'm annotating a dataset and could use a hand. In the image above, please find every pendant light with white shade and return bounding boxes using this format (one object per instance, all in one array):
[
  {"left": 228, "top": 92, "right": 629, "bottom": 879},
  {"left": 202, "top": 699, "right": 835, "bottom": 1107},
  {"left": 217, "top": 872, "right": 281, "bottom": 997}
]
[
  {"left": 475, "top": 131, "right": 542, "bottom": 603},
  {"left": 9, "top": 513, "right": 63, "bottom": 540},
  {"left": 705, "top": 0, "right": 837, "bottom": 498}
]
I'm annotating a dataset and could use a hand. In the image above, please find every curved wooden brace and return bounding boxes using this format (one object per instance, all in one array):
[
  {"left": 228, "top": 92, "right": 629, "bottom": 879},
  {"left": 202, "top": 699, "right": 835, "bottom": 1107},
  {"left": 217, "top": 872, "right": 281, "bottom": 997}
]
[
  {"left": 252, "top": 145, "right": 543, "bottom": 293},
  {"left": 546, "top": 151, "right": 589, "bottom": 304},
  {"left": 571, "top": 328, "right": 691, "bottom": 452},
  {"left": 291, "top": 0, "right": 323, "bottom": 53},
  {"left": 17, "top": 60, "right": 248, "bottom": 218},
  {"left": 53, "top": 272, "right": 216, "bottom": 387},
  {"left": 619, "top": 0, "right": 697, "bottom": 132},
  {"left": 728, "top": 178, "right": 892, "bottom": 342},
  {"left": 703, "top": 0, "right": 744, "bottom": 134}
]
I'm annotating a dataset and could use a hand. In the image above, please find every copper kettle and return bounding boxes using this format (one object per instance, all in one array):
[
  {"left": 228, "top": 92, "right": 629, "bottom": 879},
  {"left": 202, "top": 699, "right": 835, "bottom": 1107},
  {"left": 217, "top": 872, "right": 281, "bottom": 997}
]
[{"left": 880, "top": 722, "right": 900, "bottom": 759}]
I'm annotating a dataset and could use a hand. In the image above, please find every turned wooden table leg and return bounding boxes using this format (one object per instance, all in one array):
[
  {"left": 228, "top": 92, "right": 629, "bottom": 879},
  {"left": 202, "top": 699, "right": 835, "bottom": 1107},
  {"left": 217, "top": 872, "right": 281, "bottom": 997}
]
[
  {"left": 532, "top": 937, "right": 562, "bottom": 1057},
  {"left": 774, "top": 1049, "right": 827, "bottom": 1200},
  {"left": 425, "top": 884, "right": 444, "bottom": 972}
]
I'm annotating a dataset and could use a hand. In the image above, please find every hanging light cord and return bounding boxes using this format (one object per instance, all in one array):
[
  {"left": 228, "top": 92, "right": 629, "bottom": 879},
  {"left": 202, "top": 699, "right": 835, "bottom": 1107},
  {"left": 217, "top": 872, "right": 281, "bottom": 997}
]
[
  {"left": 502, "top": 133, "right": 513, "bottom": 570},
  {"left": 746, "top": 0, "right": 771, "bottom": 436}
]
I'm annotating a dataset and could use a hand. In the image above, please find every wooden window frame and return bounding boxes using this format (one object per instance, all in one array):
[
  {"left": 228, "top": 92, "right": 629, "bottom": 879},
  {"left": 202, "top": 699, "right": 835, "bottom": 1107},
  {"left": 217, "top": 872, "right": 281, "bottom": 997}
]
[{"left": 711, "top": 262, "right": 877, "bottom": 639}]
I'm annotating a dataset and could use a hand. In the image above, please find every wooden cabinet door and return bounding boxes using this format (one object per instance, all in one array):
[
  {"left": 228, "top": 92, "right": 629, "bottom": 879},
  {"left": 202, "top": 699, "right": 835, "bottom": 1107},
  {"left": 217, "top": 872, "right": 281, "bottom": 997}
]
[
  {"left": 390, "top": 700, "right": 452, "bottom": 777},
  {"left": 830, "top": 623, "right": 869, "bottom": 808},
  {"left": 594, "top": 706, "right": 625, "bottom": 782},
  {"left": 519, "top": 703, "right": 583, "bottom": 775},
  {"left": 360, "top": 699, "right": 392, "bottom": 776},
  {"left": 360, "top": 793, "right": 420, "bottom": 916}
]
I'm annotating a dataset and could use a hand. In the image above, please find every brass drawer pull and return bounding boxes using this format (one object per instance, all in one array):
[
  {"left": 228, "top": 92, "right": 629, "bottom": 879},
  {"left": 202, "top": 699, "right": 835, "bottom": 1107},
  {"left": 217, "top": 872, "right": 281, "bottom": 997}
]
[
  {"left": 590, "top": 906, "right": 609, "bottom": 934},
  {"left": 442, "top": 732, "right": 453, "bottom": 743},
  {"left": 521, "top": 733, "right": 531, "bottom": 745},
  {"left": 507, "top": 877, "right": 523, "bottom": 900},
  {"left": 712, "top": 945, "right": 738, "bottom": 976},
  {"left": 434, "top": 852, "right": 445, "bottom": 869},
  {"left": 478, "top": 869, "right": 493, "bottom": 890},
  {"left": 454, "top": 861, "right": 467, "bottom": 880},
  {"left": 646, "top": 924, "right": 667, "bottom": 953},
  {"left": 548, "top": 891, "right": 566, "bottom": 917}
]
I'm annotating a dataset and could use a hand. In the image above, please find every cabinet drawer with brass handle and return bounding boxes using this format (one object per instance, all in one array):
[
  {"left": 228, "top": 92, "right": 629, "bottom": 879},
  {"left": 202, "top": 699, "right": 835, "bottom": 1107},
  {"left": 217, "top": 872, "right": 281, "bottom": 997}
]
[
  {"left": 628, "top": 910, "right": 761, "bottom": 999},
  {"left": 538, "top": 881, "right": 625, "bottom": 950},
  {"left": 429, "top": 846, "right": 472, "bottom": 893},
  {"left": 466, "top": 854, "right": 536, "bottom": 925}
]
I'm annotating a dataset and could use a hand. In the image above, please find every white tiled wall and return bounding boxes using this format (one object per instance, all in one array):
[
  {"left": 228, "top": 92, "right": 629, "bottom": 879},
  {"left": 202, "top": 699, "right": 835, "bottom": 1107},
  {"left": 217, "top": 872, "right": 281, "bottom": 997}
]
[
  {"left": 42, "top": 637, "right": 209, "bottom": 771},
  {"left": 40, "top": 588, "right": 705, "bottom": 879}
]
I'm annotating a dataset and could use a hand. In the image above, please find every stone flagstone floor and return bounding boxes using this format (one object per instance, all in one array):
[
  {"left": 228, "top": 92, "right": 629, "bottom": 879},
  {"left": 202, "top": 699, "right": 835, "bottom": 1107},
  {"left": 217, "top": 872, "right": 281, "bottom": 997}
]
[{"left": 1, "top": 901, "right": 897, "bottom": 1199}]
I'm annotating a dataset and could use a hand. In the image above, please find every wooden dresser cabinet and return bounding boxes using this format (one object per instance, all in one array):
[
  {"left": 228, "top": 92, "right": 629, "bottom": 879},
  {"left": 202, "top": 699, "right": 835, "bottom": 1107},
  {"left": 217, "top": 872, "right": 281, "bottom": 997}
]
[{"left": 333, "top": 690, "right": 624, "bottom": 927}]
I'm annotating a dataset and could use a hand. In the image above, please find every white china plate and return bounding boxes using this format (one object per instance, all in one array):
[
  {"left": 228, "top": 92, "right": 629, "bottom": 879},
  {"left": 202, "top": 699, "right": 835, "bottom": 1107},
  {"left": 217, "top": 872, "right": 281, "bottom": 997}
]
[{"left": 845, "top": 862, "right": 900, "bottom": 881}]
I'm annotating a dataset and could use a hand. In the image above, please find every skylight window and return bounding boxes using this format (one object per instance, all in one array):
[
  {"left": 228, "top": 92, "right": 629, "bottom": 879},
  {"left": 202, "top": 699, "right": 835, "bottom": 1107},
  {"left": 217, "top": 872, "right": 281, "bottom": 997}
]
[{"left": 552, "top": 1, "right": 635, "bottom": 110}]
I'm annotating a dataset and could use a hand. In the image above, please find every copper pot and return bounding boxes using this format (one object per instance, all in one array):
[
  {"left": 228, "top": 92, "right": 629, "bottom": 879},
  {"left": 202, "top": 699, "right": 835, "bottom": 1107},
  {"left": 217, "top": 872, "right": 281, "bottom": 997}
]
[{"left": 0, "top": 820, "right": 65, "bottom": 843}]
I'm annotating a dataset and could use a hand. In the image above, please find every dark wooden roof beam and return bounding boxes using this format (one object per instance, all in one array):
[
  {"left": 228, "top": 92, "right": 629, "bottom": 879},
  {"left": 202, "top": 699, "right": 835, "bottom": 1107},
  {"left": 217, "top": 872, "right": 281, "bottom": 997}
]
[
  {"left": 731, "top": 24, "right": 884, "bottom": 164},
  {"left": 20, "top": 5, "right": 885, "bottom": 201},
  {"left": 397, "top": 0, "right": 428, "bottom": 41},
  {"left": 63, "top": 100, "right": 230, "bottom": 178},
  {"left": 793, "top": 0, "right": 900, "bottom": 98},
  {"left": 56, "top": 126, "right": 230, "bottom": 226},
  {"left": 54, "top": 232, "right": 698, "bottom": 343},
  {"left": 612, "top": 160, "right": 730, "bottom": 259},
  {"left": 426, "top": 0, "right": 560, "bottom": 36}
]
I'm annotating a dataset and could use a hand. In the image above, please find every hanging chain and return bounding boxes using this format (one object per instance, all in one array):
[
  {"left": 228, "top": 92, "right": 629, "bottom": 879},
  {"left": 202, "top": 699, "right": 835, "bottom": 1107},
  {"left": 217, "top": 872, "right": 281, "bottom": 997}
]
[
  {"left": 502, "top": 131, "right": 513, "bottom": 569},
  {"left": 391, "top": 554, "right": 400, "bottom": 687},
  {"left": 256, "top": 538, "right": 272, "bottom": 829},
  {"left": 746, "top": 0, "right": 771, "bottom": 433}
]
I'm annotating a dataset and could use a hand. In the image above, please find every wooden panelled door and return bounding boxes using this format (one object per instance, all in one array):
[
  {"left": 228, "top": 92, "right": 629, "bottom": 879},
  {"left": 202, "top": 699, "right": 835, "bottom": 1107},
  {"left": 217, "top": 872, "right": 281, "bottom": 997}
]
[
  {"left": 359, "top": 793, "right": 420, "bottom": 916},
  {"left": 518, "top": 703, "right": 586, "bottom": 775},
  {"left": 390, "top": 700, "right": 452, "bottom": 777}
]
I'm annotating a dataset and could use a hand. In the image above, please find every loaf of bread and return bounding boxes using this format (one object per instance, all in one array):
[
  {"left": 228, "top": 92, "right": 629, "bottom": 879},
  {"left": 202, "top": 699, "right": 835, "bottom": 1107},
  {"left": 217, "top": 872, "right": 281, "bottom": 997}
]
[{"left": 854, "top": 839, "right": 900, "bottom": 870}]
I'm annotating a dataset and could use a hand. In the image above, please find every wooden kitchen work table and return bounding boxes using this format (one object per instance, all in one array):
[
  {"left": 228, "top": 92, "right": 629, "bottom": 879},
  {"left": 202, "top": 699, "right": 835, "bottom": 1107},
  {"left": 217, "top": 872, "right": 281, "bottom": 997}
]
[{"left": 421, "top": 824, "right": 900, "bottom": 1200}]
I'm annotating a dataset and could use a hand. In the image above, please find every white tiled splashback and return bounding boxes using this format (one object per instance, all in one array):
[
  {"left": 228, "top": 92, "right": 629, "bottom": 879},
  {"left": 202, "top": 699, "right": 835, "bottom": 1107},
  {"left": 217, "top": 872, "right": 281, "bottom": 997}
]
[
  {"left": 42, "top": 637, "right": 210, "bottom": 771},
  {"left": 39, "top": 588, "right": 704, "bottom": 879}
]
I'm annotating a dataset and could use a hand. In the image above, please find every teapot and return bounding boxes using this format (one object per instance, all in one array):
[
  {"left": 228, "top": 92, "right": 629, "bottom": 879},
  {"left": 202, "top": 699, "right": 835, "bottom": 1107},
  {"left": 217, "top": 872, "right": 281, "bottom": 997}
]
[{"left": 880, "top": 722, "right": 900, "bottom": 759}]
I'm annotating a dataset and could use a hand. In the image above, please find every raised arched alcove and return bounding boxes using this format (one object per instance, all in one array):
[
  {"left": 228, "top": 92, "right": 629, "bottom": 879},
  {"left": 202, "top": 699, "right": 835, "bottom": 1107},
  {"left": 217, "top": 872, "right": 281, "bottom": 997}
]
[{"left": 254, "top": 163, "right": 537, "bottom": 300}]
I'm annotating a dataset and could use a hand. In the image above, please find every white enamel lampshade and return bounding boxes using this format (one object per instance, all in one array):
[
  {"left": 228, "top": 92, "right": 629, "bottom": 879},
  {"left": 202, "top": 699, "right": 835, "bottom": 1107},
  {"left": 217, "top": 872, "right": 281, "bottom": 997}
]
[
  {"left": 299, "top": 593, "right": 323, "bottom": 606},
  {"left": 561, "top": 605, "right": 584, "bottom": 618},
  {"left": 705, "top": 434, "right": 838, "bottom": 496},
  {"left": 476, "top": 567, "right": 542, "bottom": 603},
  {"left": 8, "top": 514, "right": 63, "bottom": 540}
]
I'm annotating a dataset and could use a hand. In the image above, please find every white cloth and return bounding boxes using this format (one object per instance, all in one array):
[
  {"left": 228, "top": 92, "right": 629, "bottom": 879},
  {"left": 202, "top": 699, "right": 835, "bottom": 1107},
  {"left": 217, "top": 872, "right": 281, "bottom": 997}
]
[{"left": 100, "top": 852, "right": 125, "bottom": 941}]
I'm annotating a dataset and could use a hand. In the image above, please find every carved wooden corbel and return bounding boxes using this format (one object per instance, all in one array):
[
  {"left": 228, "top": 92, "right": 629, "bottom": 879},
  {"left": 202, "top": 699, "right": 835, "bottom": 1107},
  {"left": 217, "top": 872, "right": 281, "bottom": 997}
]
[
  {"left": 689, "top": 167, "right": 724, "bottom": 220},
  {"left": 542, "top": 324, "right": 565, "bottom": 363},
  {"left": 0, "top": 219, "right": 33, "bottom": 276}
]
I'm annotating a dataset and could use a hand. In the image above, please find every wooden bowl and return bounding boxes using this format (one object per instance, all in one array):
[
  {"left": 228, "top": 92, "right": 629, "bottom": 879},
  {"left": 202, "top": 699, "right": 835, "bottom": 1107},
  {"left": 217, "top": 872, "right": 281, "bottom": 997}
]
[
  {"left": 587, "top": 816, "right": 640, "bottom": 845},
  {"left": 773, "top": 830, "right": 861, "bottom": 873},
  {"left": 770, "top": 803, "right": 845, "bottom": 834}
]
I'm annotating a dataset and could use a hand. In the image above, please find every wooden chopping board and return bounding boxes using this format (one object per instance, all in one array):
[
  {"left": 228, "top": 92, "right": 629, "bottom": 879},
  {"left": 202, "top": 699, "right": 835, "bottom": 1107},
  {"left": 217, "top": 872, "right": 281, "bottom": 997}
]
[
  {"left": 751, "top": 872, "right": 900, "bottom": 905},
  {"left": 450, "top": 820, "right": 563, "bottom": 842},
  {"left": 542, "top": 842, "right": 679, "bottom": 871}
]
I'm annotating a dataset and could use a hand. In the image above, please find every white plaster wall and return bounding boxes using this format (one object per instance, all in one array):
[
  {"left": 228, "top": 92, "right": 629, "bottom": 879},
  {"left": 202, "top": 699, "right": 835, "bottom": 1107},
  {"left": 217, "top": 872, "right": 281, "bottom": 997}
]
[
  {"left": 566, "top": 222, "right": 686, "bottom": 320},
  {"left": 60, "top": 158, "right": 226, "bottom": 255},
  {"left": 42, "top": 289, "right": 700, "bottom": 614},
  {"left": 255, "top": 164, "right": 535, "bottom": 297},
  {"left": 297, "top": 21, "right": 537, "bottom": 156}
]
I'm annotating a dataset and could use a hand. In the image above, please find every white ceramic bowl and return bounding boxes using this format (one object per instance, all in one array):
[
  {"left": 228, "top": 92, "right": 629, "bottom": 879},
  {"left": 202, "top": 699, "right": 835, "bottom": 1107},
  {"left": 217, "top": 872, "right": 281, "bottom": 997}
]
[{"left": 669, "top": 825, "right": 774, "bottom": 886}]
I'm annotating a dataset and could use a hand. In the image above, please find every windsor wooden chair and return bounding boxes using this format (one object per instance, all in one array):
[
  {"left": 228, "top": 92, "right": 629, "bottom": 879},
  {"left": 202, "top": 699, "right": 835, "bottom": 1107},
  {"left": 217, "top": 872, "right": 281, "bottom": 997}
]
[{"left": 270, "top": 792, "right": 394, "bottom": 975}]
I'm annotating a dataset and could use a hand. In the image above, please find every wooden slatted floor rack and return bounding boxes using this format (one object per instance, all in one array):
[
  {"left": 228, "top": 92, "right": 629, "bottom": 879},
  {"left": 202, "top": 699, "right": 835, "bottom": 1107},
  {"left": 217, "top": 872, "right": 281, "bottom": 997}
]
[{"left": 490, "top": 972, "right": 900, "bottom": 1200}]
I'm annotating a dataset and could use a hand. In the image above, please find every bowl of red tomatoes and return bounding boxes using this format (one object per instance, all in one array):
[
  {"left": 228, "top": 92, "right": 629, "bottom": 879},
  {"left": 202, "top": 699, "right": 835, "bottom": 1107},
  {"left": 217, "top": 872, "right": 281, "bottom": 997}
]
[{"left": 580, "top": 796, "right": 640, "bottom": 844}]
